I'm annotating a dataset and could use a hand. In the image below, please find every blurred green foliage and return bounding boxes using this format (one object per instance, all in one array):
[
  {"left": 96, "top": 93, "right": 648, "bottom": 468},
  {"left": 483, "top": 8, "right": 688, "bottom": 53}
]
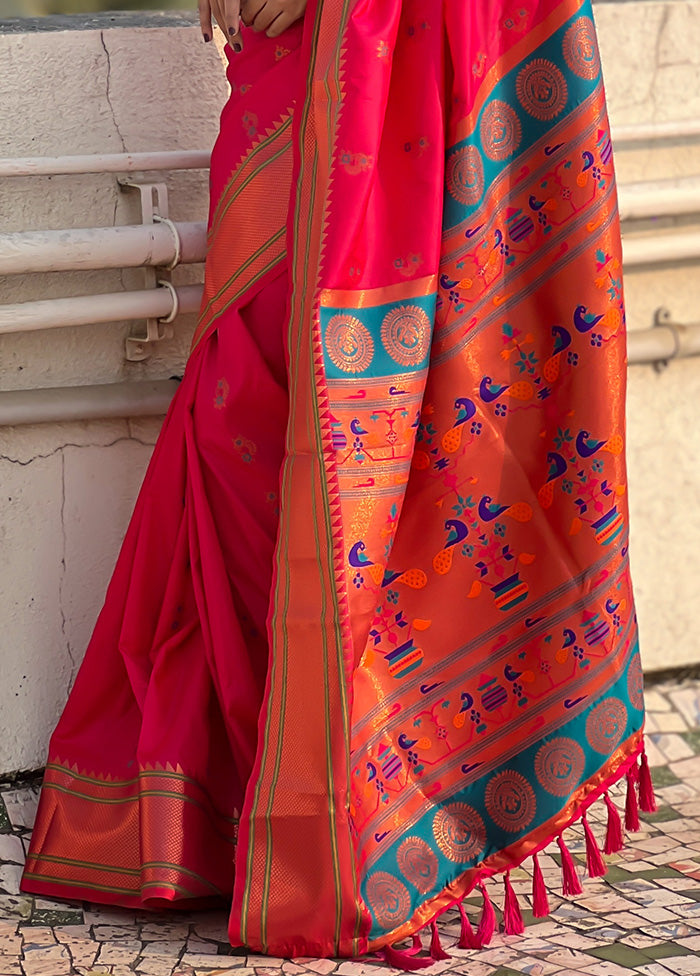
[{"left": 0, "top": 0, "right": 190, "bottom": 14}]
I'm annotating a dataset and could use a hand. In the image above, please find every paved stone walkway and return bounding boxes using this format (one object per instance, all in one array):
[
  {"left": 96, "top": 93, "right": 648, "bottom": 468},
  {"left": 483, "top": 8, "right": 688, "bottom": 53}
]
[{"left": 1, "top": 678, "right": 700, "bottom": 976}]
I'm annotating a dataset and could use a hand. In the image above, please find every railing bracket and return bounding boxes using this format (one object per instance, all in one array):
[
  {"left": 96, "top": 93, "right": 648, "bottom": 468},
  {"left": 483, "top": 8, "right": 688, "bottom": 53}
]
[{"left": 119, "top": 180, "right": 179, "bottom": 362}]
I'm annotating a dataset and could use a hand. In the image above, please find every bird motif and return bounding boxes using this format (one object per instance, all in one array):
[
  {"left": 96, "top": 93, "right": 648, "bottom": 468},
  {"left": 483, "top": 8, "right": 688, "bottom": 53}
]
[
  {"left": 444, "top": 519, "right": 469, "bottom": 548},
  {"left": 537, "top": 451, "right": 569, "bottom": 508},
  {"left": 576, "top": 429, "right": 606, "bottom": 458},
  {"left": 454, "top": 397, "right": 477, "bottom": 426},
  {"left": 441, "top": 397, "right": 477, "bottom": 452},
  {"left": 545, "top": 451, "right": 568, "bottom": 483},
  {"left": 350, "top": 418, "right": 368, "bottom": 435},
  {"left": 433, "top": 519, "right": 468, "bottom": 576},
  {"left": 479, "top": 495, "right": 534, "bottom": 523},
  {"left": 543, "top": 332, "right": 566, "bottom": 382},
  {"left": 479, "top": 495, "right": 509, "bottom": 521},
  {"left": 574, "top": 304, "right": 604, "bottom": 333},
  {"left": 552, "top": 324, "right": 572, "bottom": 354},
  {"left": 349, "top": 541, "right": 373, "bottom": 568},
  {"left": 479, "top": 376, "right": 509, "bottom": 403},
  {"left": 440, "top": 273, "right": 459, "bottom": 289}
]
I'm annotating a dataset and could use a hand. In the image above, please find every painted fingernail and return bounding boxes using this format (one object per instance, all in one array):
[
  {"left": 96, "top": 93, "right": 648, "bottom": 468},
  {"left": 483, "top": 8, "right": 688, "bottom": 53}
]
[
  {"left": 228, "top": 25, "right": 236, "bottom": 34},
  {"left": 232, "top": 40, "right": 242, "bottom": 51},
  {"left": 203, "top": 31, "right": 211, "bottom": 41}
]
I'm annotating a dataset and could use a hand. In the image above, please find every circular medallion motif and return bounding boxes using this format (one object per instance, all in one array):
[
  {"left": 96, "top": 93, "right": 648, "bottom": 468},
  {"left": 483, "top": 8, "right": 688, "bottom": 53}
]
[
  {"left": 365, "top": 871, "right": 411, "bottom": 930},
  {"left": 381, "top": 305, "right": 432, "bottom": 367},
  {"left": 563, "top": 17, "right": 601, "bottom": 80},
  {"left": 396, "top": 837, "right": 439, "bottom": 894},
  {"left": 586, "top": 697, "right": 628, "bottom": 754},
  {"left": 534, "top": 737, "right": 586, "bottom": 797},
  {"left": 516, "top": 59, "right": 568, "bottom": 120},
  {"left": 627, "top": 653, "right": 645, "bottom": 711},
  {"left": 324, "top": 314, "right": 374, "bottom": 374},
  {"left": 433, "top": 802, "right": 486, "bottom": 863},
  {"left": 446, "top": 145, "right": 484, "bottom": 207},
  {"left": 480, "top": 99, "right": 522, "bottom": 161},
  {"left": 485, "top": 769, "right": 536, "bottom": 832}
]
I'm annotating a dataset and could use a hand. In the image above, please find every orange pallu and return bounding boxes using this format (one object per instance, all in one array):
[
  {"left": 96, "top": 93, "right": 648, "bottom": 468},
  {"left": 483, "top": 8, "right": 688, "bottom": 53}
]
[{"left": 23, "top": 0, "right": 653, "bottom": 961}]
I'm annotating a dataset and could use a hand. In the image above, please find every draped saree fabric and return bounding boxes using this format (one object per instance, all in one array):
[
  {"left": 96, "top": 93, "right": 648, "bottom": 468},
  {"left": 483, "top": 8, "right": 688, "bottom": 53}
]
[{"left": 22, "top": 0, "right": 651, "bottom": 962}]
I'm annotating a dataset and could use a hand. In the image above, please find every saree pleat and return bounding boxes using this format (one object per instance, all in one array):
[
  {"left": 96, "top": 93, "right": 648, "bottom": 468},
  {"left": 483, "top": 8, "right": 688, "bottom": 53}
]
[{"left": 24, "top": 0, "right": 649, "bottom": 962}]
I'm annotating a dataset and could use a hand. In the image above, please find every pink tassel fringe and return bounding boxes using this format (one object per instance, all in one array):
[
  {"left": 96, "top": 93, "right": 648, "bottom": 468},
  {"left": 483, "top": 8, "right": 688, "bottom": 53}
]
[
  {"left": 379, "top": 944, "right": 435, "bottom": 971},
  {"left": 476, "top": 881, "right": 496, "bottom": 947},
  {"left": 458, "top": 901, "right": 482, "bottom": 950},
  {"left": 503, "top": 871, "right": 525, "bottom": 935},
  {"left": 625, "top": 766, "right": 641, "bottom": 831},
  {"left": 582, "top": 812, "right": 607, "bottom": 878},
  {"left": 532, "top": 851, "right": 551, "bottom": 917},
  {"left": 557, "top": 834, "right": 583, "bottom": 895},
  {"left": 429, "top": 920, "right": 450, "bottom": 961},
  {"left": 638, "top": 751, "right": 657, "bottom": 813},
  {"left": 604, "top": 792, "right": 624, "bottom": 854}
]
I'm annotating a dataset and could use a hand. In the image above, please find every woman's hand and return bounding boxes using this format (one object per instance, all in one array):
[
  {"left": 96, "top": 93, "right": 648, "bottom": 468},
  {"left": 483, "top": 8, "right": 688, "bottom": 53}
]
[
  {"left": 240, "top": 0, "right": 308, "bottom": 38},
  {"left": 198, "top": 0, "right": 244, "bottom": 49}
]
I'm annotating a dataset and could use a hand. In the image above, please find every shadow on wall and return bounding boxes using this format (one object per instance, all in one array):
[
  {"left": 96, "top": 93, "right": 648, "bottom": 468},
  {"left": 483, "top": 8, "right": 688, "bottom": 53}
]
[{"left": 0, "top": 0, "right": 190, "bottom": 14}]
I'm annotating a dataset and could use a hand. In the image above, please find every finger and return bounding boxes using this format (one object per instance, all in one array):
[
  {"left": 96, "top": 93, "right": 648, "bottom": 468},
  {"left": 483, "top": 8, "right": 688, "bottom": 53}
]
[
  {"left": 212, "top": 0, "right": 231, "bottom": 37},
  {"left": 197, "top": 0, "right": 213, "bottom": 41},
  {"left": 265, "top": 0, "right": 306, "bottom": 37},
  {"left": 265, "top": 10, "right": 298, "bottom": 37},
  {"left": 223, "top": 0, "right": 241, "bottom": 36},
  {"left": 241, "top": 0, "right": 267, "bottom": 27},
  {"left": 251, "top": 2, "right": 280, "bottom": 32}
]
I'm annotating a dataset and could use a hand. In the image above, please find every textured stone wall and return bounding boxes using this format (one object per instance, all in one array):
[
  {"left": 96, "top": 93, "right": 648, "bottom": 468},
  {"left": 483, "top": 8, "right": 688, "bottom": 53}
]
[{"left": 0, "top": 14, "right": 227, "bottom": 774}]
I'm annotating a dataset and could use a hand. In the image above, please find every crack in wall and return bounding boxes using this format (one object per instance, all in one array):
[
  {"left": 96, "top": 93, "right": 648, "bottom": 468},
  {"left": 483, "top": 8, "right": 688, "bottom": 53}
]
[
  {"left": 58, "top": 450, "right": 76, "bottom": 692},
  {"left": 0, "top": 435, "right": 155, "bottom": 466},
  {"left": 648, "top": 6, "right": 672, "bottom": 123},
  {"left": 1, "top": 436, "right": 156, "bottom": 689},
  {"left": 100, "top": 30, "right": 127, "bottom": 152}
]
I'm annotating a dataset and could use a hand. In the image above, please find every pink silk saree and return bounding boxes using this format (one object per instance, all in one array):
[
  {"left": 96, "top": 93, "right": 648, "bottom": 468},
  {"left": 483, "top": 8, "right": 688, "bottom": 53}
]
[{"left": 22, "top": 0, "right": 653, "bottom": 962}]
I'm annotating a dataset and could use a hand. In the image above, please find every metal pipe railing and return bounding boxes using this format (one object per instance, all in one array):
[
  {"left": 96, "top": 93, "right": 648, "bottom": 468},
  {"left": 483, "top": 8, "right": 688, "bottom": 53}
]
[
  {"left": 0, "top": 151, "right": 211, "bottom": 178},
  {"left": 618, "top": 177, "right": 700, "bottom": 221},
  {"left": 622, "top": 229, "right": 700, "bottom": 268},
  {"left": 0, "top": 119, "right": 697, "bottom": 179},
  {"left": 0, "top": 222, "right": 206, "bottom": 275},
  {"left": 611, "top": 119, "right": 700, "bottom": 146},
  {"left": 0, "top": 321, "right": 697, "bottom": 427},
  {"left": 0, "top": 380, "right": 180, "bottom": 426},
  {"left": 629, "top": 320, "right": 700, "bottom": 365},
  {"left": 0, "top": 285, "right": 203, "bottom": 335}
]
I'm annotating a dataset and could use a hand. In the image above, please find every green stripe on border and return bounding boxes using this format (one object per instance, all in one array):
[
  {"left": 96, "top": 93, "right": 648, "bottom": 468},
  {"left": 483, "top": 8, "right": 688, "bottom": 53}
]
[
  {"left": 208, "top": 115, "right": 294, "bottom": 238},
  {"left": 196, "top": 226, "right": 287, "bottom": 328},
  {"left": 239, "top": 0, "right": 325, "bottom": 950}
]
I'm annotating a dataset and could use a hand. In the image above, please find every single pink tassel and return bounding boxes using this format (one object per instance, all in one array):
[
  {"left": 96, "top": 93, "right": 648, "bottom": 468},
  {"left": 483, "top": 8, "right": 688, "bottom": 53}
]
[
  {"left": 476, "top": 881, "right": 496, "bottom": 947},
  {"left": 429, "top": 920, "right": 450, "bottom": 960},
  {"left": 625, "top": 767, "right": 640, "bottom": 831},
  {"left": 582, "top": 812, "right": 607, "bottom": 878},
  {"left": 502, "top": 871, "right": 525, "bottom": 935},
  {"left": 638, "top": 751, "right": 657, "bottom": 813},
  {"left": 380, "top": 942, "right": 435, "bottom": 971},
  {"left": 603, "top": 792, "right": 624, "bottom": 854},
  {"left": 458, "top": 901, "right": 482, "bottom": 950},
  {"left": 411, "top": 932, "right": 422, "bottom": 954},
  {"left": 557, "top": 834, "right": 583, "bottom": 895},
  {"left": 531, "top": 851, "right": 550, "bottom": 917}
]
